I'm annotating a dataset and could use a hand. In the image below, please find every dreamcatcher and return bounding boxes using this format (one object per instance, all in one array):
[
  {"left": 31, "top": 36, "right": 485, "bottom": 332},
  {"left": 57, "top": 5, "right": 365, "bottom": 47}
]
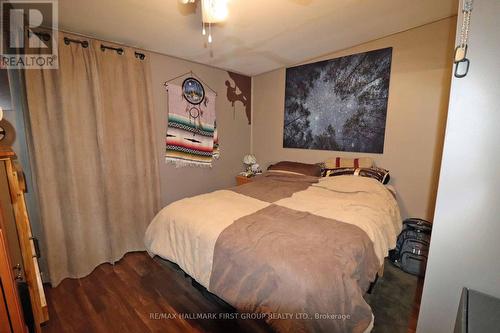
[{"left": 182, "top": 77, "right": 208, "bottom": 135}]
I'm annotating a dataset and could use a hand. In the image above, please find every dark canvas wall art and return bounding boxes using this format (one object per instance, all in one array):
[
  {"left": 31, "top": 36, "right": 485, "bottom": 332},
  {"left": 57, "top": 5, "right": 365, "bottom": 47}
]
[{"left": 283, "top": 47, "right": 393, "bottom": 153}]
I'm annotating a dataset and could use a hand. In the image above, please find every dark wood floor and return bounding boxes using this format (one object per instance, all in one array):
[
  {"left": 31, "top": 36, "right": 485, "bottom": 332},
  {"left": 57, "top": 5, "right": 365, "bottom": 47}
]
[
  {"left": 41, "top": 252, "right": 421, "bottom": 333},
  {"left": 41, "top": 252, "right": 271, "bottom": 333}
]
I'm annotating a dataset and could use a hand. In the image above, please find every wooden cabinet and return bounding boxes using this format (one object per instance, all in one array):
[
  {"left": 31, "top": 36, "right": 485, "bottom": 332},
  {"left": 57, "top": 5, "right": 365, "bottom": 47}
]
[
  {"left": 0, "top": 148, "right": 48, "bottom": 332},
  {"left": 0, "top": 226, "right": 28, "bottom": 333}
]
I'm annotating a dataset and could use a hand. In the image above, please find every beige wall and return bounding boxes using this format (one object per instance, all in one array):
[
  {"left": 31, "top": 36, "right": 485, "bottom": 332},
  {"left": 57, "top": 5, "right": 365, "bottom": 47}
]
[
  {"left": 149, "top": 54, "right": 250, "bottom": 206},
  {"left": 252, "top": 17, "right": 456, "bottom": 219}
]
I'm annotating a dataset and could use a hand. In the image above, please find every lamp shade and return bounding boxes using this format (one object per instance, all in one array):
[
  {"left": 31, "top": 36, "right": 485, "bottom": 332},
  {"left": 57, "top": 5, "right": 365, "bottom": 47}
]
[{"left": 243, "top": 154, "right": 256, "bottom": 165}]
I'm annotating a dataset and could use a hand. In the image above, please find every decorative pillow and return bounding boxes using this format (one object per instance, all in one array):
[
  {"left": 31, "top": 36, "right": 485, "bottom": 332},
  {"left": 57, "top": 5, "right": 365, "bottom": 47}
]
[
  {"left": 323, "top": 167, "right": 390, "bottom": 184},
  {"left": 322, "top": 167, "right": 355, "bottom": 177},
  {"left": 267, "top": 161, "right": 322, "bottom": 177},
  {"left": 323, "top": 157, "right": 374, "bottom": 169}
]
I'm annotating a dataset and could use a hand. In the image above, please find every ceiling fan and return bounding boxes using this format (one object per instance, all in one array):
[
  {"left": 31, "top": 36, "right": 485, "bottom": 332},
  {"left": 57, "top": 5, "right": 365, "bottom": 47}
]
[{"left": 180, "top": 0, "right": 230, "bottom": 43}]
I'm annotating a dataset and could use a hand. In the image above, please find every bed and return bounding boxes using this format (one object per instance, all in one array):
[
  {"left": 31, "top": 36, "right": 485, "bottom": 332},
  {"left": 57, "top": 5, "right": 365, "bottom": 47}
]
[{"left": 145, "top": 171, "right": 401, "bottom": 333}]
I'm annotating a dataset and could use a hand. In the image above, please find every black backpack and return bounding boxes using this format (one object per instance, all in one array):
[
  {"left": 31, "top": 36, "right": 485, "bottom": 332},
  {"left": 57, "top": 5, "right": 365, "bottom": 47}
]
[{"left": 389, "top": 218, "right": 432, "bottom": 277}]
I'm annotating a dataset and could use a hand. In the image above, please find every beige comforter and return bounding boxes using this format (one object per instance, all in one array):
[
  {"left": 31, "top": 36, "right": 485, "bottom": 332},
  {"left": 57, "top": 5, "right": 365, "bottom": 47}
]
[{"left": 145, "top": 173, "right": 401, "bottom": 332}]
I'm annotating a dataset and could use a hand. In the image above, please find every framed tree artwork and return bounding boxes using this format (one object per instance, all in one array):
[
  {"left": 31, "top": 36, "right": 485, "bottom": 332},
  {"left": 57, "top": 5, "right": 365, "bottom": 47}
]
[{"left": 283, "top": 47, "right": 392, "bottom": 153}]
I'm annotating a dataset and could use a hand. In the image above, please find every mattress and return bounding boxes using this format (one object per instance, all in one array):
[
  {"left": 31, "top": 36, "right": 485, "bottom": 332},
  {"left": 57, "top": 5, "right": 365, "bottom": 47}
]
[{"left": 145, "top": 172, "right": 401, "bottom": 332}]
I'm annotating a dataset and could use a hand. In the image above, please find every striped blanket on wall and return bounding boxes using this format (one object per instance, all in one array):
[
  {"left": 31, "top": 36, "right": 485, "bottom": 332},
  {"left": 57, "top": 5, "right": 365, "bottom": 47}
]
[{"left": 166, "top": 84, "right": 219, "bottom": 167}]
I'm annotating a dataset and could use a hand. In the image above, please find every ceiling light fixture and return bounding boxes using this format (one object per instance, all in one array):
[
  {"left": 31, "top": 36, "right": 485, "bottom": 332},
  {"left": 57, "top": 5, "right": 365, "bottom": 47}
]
[{"left": 181, "top": 0, "right": 229, "bottom": 44}]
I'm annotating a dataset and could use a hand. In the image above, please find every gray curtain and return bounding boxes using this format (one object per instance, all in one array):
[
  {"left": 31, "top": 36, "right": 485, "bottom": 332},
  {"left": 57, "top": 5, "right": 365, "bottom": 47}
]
[{"left": 24, "top": 32, "right": 160, "bottom": 286}]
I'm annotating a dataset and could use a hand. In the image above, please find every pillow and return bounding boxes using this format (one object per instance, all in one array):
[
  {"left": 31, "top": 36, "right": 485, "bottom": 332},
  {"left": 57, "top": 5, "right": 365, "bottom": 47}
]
[
  {"left": 323, "top": 167, "right": 390, "bottom": 184},
  {"left": 323, "top": 157, "right": 374, "bottom": 169},
  {"left": 267, "top": 161, "right": 322, "bottom": 177}
]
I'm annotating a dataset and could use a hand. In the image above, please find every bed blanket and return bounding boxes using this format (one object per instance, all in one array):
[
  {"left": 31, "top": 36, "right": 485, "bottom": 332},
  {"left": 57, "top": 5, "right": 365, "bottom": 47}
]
[{"left": 145, "top": 173, "right": 401, "bottom": 332}]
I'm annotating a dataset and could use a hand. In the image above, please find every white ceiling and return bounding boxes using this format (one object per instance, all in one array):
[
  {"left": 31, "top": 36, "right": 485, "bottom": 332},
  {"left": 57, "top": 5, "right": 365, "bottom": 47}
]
[{"left": 58, "top": 0, "right": 458, "bottom": 76}]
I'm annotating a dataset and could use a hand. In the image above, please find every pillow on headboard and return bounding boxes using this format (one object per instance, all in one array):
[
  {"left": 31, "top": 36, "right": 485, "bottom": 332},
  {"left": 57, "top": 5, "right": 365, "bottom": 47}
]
[
  {"left": 267, "top": 161, "right": 322, "bottom": 177},
  {"left": 323, "top": 157, "right": 374, "bottom": 169},
  {"left": 324, "top": 167, "right": 390, "bottom": 184}
]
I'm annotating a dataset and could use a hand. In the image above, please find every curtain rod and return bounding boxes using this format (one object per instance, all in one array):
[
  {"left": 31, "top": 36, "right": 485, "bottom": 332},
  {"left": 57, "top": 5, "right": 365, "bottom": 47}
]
[
  {"left": 164, "top": 70, "right": 217, "bottom": 96},
  {"left": 99, "top": 44, "right": 146, "bottom": 60},
  {"left": 100, "top": 44, "right": 124, "bottom": 55},
  {"left": 29, "top": 32, "right": 146, "bottom": 60},
  {"left": 64, "top": 37, "right": 88, "bottom": 48}
]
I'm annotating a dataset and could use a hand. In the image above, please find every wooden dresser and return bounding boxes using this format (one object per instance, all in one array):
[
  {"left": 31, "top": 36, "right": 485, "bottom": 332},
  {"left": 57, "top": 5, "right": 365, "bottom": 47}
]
[
  {"left": 235, "top": 175, "right": 254, "bottom": 186},
  {"left": 0, "top": 222, "right": 27, "bottom": 333},
  {"left": 0, "top": 148, "right": 48, "bottom": 332}
]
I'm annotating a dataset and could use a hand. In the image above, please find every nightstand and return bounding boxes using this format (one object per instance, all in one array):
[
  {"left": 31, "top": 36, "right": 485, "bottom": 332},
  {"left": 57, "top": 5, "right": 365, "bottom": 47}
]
[{"left": 235, "top": 175, "right": 254, "bottom": 186}]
